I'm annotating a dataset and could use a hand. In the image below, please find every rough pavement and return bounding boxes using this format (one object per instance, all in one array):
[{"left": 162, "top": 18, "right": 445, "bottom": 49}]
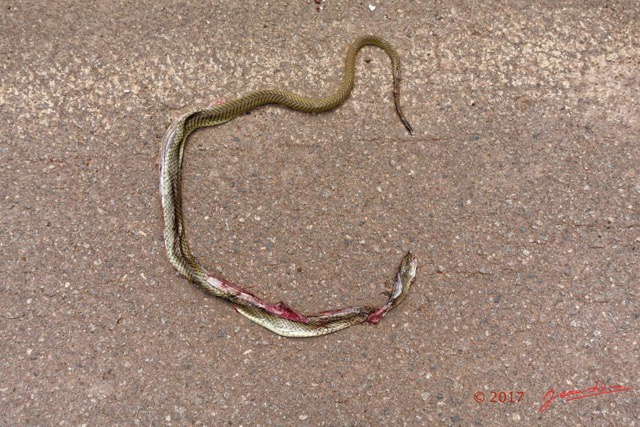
[{"left": 1, "top": 1, "right": 638, "bottom": 425}]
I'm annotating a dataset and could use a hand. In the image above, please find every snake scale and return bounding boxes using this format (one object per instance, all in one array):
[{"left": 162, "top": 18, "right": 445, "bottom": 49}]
[{"left": 160, "top": 35, "right": 417, "bottom": 337}]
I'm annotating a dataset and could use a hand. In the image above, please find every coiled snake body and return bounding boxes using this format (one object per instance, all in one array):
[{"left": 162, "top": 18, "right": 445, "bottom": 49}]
[{"left": 160, "top": 36, "right": 417, "bottom": 337}]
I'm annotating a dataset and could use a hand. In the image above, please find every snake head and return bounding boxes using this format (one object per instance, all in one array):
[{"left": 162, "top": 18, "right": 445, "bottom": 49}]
[{"left": 367, "top": 251, "right": 417, "bottom": 324}]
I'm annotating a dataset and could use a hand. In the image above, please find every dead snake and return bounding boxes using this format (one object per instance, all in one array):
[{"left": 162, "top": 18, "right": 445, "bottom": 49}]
[{"left": 160, "top": 35, "right": 417, "bottom": 337}]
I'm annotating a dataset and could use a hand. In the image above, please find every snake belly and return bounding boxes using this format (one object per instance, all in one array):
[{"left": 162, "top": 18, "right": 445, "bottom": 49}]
[{"left": 160, "top": 35, "right": 417, "bottom": 337}]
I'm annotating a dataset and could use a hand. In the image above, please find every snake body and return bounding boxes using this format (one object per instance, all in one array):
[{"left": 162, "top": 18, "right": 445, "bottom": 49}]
[{"left": 160, "top": 36, "right": 417, "bottom": 337}]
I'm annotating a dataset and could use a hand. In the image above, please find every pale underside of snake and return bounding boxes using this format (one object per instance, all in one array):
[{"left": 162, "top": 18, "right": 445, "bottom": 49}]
[{"left": 160, "top": 36, "right": 417, "bottom": 337}]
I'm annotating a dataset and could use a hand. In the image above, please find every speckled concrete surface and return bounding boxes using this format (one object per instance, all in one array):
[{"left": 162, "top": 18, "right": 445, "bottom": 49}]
[{"left": 1, "top": 1, "right": 638, "bottom": 425}]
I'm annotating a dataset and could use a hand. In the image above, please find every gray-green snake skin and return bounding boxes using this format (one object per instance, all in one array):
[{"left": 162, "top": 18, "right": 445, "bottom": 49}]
[{"left": 160, "top": 36, "right": 417, "bottom": 337}]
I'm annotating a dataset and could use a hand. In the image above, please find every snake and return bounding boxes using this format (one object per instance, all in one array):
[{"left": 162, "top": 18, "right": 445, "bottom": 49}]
[{"left": 160, "top": 35, "right": 417, "bottom": 337}]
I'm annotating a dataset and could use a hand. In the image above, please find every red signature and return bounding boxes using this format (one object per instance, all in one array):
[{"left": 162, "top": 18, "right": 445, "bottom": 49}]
[{"left": 539, "top": 380, "right": 632, "bottom": 413}]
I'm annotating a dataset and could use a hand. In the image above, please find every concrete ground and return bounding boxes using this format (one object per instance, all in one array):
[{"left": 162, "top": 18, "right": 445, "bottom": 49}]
[{"left": 1, "top": 1, "right": 638, "bottom": 425}]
